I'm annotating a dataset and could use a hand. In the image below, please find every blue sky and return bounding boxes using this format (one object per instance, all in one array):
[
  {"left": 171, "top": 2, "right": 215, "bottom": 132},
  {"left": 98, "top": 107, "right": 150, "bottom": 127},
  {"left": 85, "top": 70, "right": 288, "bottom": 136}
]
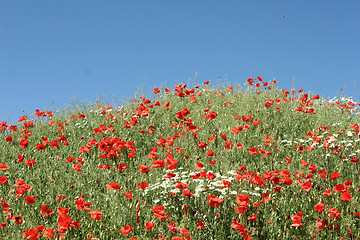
[{"left": 1, "top": 1, "right": 359, "bottom": 124}]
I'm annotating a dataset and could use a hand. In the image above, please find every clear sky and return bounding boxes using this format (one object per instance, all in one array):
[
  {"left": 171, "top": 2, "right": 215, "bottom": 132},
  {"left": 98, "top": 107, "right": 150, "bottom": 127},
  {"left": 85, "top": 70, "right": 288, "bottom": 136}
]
[{"left": 1, "top": 1, "right": 359, "bottom": 124}]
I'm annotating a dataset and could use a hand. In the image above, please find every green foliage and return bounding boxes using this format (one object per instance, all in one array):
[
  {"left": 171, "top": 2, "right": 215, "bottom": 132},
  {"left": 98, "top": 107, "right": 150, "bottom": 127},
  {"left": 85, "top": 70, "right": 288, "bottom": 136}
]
[{"left": 0, "top": 78, "right": 359, "bottom": 239}]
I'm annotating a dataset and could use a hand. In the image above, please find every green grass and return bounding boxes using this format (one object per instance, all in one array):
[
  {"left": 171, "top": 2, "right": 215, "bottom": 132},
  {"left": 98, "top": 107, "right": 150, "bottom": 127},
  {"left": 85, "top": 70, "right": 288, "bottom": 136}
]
[{"left": 1, "top": 77, "right": 360, "bottom": 240}]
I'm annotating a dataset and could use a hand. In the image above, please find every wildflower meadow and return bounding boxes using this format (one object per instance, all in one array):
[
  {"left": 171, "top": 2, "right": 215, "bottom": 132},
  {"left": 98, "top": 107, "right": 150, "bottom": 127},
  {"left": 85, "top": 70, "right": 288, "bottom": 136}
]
[{"left": 1, "top": 77, "right": 360, "bottom": 240}]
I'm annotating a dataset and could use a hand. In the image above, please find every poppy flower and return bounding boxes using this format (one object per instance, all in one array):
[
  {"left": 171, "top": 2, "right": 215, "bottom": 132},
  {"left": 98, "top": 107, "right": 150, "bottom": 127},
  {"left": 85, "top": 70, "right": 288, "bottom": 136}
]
[
  {"left": 231, "top": 220, "right": 248, "bottom": 235},
  {"left": 175, "top": 181, "right": 189, "bottom": 189},
  {"left": 205, "top": 150, "right": 214, "bottom": 156},
  {"left": 120, "top": 224, "right": 133, "bottom": 236},
  {"left": 329, "top": 172, "right": 340, "bottom": 180},
  {"left": 208, "top": 159, "right": 216, "bottom": 165},
  {"left": 75, "top": 198, "right": 92, "bottom": 212},
  {"left": 36, "top": 144, "right": 47, "bottom": 150},
  {"left": 106, "top": 182, "right": 121, "bottom": 191},
  {"left": 167, "top": 222, "right": 177, "bottom": 232},
  {"left": 0, "top": 176, "right": 8, "bottom": 185},
  {"left": 195, "top": 162, "right": 204, "bottom": 170},
  {"left": 124, "top": 190, "right": 133, "bottom": 199},
  {"left": 247, "top": 78, "right": 254, "bottom": 85},
  {"left": 197, "top": 141, "right": 207, "bottom": 149},
  {"left": 144, "top": 221, "right": 154, "bottom": 231},
  {"left": 301, "top": 180, "right": 312, "bottom": 191},
  {"left": 197, "top": 220, "right": 205, "bottom": 230},
  {"left": 97, "top": 164, "right": 110, "bottom": 169},
  {"left": 291, "top": 212, "right": 303, "bottom": 227},
  {"left": 137, "top": 182, "right": 149, "bottom": 189},
  {"left": 236, "top": 143, "right": 244, "bottom": 149},
  {"left": 72, "top": 164, "right": 82, "bottom": 172},
  {"left": 314, "top": 201, "right": 325, "bottom": 213},
  {"left": 116, "top": 163, "right": 128, "bottom": 172},
  {"left": 2, "top": 202, "right": 9, "bottom": 213},
  {"left": 328, "top": 208, "right": 341, "bottom": 219},
  {"left": 90, "top": 210, "right": 103, "bottom": 220},
  {"left": 235, "top": 194, "right": 249, "bottom": 207},
  {"left": 19, "top": 139, "right": 28, "bottom": 148},
  {"left": 181, "top": 189, "right": 194, "bottom": 197},
  {"left": 58, "top": 213, "right": 71, "bottom": 229},
  {"left": 24, "top": 196, "right": 36, "bottom": 204},
  {"left": 248, "top": 213, "right": 257, "bottom": 222},
  {"left": 22, "top": 227, "right": 39, "bottom": 239},
  {"left": 40, "top": 204, "right": 53, "bottom": 218},
  {"left": 333, "top": 184, "right": 345, "bottom": 192},
  {"left": 207, "top": 195, "right": 223, "bottom": 208},
  {"left": 138, "top": 165, "right": 150, "bottom": 173},
  {"left": 164, "top": 172, "right": 176, "bottom": 179},
  {"left": 248, "top": 148, "right": 259, "bottom": 155},
  {"left": 262, "top": 193, "right": 272, "bottom": 203},
  {"left": 151, "top": 160, "right": 165, "bottom": 168},
  {"left": 43, "top": 228, "right": 54, "bottom": 238},
  {"left": 179, "top": 227, "right": 189, "bottom": 235},
  {"left": 340, "top": 190, "right": 351, "bottom": 202}
]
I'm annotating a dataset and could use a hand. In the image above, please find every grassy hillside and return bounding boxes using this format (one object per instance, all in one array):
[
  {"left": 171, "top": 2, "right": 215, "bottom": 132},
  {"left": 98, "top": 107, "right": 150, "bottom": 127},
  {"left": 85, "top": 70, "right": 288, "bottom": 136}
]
[{"left": 1, "top": 77, "right": 359, "bottom": 239}]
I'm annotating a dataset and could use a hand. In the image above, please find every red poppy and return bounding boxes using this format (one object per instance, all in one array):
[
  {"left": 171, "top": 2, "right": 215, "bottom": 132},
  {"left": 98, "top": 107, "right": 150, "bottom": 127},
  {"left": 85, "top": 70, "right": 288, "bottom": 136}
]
[
  {"left": 116, "top": 163, "right": 128, "bottom": 172},
  {"left": 231, "top": 219, "right": 248, "bottom": 235},
  {"left": 175, "top": 181, "right": 189, "bottom": 189},
  {"left": 151, "top": 205, "right": 168, "bottom": 221},
  {"left": 262, "top": 193, "right": 272, "bottom": 203},
  {"left": 43, "top": 228, "right": 54, "bottom": 238},
  {"left": 36, "top": 144, "right": 47, "bottom": 150},
  {"left": 329, "top": 172, "right": 340, "bottom": 180},
  {"left": 120, "top": 224, "right": 133, "bottom": 236},
  {"left": 248, "top": 213, "right": 257, "bottom": 222},
  {"left": 208, "top": 159, "right": 216, "bottom": 165},
  {"left": 340, "top": 190, "right": 351, "bottom": 202},
  {"left": 318, "top": 170, "right": 328, "bottom": 178},
  {"left": 22, "top": 227, "right": 39, "bottom": 240},
  {"left": 248, "top": 148, "right": 259, "bottom": 155},
  {"left": 72, "top": 164, "right": 82, "bottom": 172},
  {"left": 2, "top": 202, "right": 9, "bottom": 213},
  {"left": 74, "top": 198, "right": 91, "bottom": 212},
  {"left": 236, "top": 143, "right": 244, "bottom": 149},
  {"left": 235, "top": 194, "right": 249, "bottom": 207},
  {"left": 207, "top": 195, "right": 223, "bottom": 208},
  {"left": 301, "top": 180, "right": 312, "bottom": 191},
  {"left": 24, "top": 159, "right": 36, "bottom": 169},
  {"left": 58, "top": 213, "right": 71, "bottom": 230},
  {"left": 0, "top": 176, "right": 8, "bottom": 185},
  {"left": 205, "top": 150, "right": 214, "bottom": 156},
  {"left": 179, "top": 227, "right": 189, "bottom": 235},
  {"left": 164, "top": 172, "right": 176, "bottom": 179},
  {"left": 40, "top": 204, "right": 53, "bottom": 218},
  {"left": 106, "top": 182, "right": 121, "bottom": 191},
  {"left": 24, "top": 196, "right": 36, "bottom": 204},
  {"left": 291, "top": 212, "right": 303, "bottom": 227},
  {"left": 195, "top": 162, "right": 204, "bottom": 170},
  {"left": 151, "top": 160, "right": 165, "bottom": 168},
  {"left": 90, "top": 210, "right": 103, "bottom": 220},
  {"left": 333, "top": 184, "right": 345, "bottom": 192},
  {"left": 197, "top": 220, "right": 205, "bottom": 230},
  {"left": 124, "top": 190, "right": 133, "bottom": 199},
  {"left": 138, "top": 165, "right": 150, "bottom": 173},
  {"left": 197, "top": 141, "right": 207, "bottom": 148},
  {"left": 314, "top": 201, "right": 325, "bottom": 213},
  {"left": 181, "top": 189, "right": 194, "bottom": 197},
  {"left": 137, "top": 182, "right": 149, "bottom": 189},
  {"left": 97, "top": 164, "right": 110, "bottom": 169},
  {"left": 144, "top": 221, "right": 154, "bottom": 231}
]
